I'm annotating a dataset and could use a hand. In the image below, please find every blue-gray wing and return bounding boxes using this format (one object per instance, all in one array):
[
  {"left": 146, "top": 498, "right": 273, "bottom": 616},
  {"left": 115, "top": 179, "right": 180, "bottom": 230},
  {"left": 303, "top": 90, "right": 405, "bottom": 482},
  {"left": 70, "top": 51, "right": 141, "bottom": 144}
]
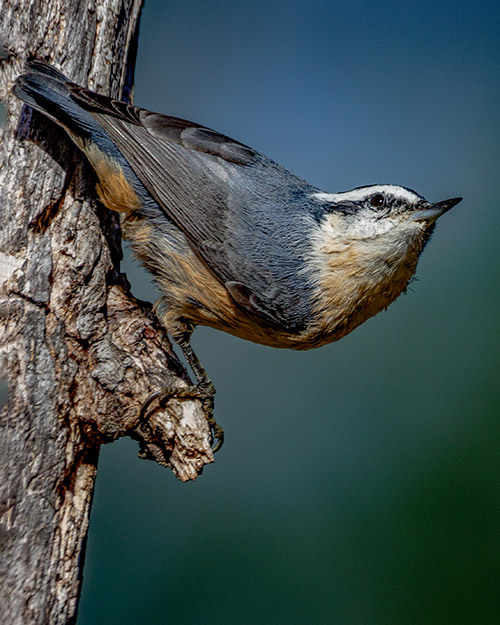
[{"left": 72, "top": 87, "right": 320, "bottom": 330}]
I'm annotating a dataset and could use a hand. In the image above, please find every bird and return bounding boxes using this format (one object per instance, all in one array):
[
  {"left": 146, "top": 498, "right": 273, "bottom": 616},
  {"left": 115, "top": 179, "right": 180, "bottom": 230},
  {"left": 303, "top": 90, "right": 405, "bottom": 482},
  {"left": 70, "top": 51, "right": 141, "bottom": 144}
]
[{"left": 13, "top": 60, "right": 462, "bottom": 449}]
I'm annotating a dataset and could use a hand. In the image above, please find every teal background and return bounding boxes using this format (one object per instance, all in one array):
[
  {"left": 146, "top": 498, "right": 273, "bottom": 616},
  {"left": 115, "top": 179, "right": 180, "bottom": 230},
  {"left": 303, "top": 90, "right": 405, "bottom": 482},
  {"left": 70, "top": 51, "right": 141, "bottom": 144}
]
[
  {"left": 0, "top": 380, "right": 6, "bottom": 405},
  {"left": 78, "top": 1, "right": 500, "bottom": 623}
]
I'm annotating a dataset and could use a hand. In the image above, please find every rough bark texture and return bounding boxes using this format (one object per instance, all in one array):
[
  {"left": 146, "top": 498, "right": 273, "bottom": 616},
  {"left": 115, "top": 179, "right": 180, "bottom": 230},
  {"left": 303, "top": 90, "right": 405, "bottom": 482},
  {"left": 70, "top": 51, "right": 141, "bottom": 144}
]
[{"left": 0, "top": 1, "right": 214, "bottom": 623}]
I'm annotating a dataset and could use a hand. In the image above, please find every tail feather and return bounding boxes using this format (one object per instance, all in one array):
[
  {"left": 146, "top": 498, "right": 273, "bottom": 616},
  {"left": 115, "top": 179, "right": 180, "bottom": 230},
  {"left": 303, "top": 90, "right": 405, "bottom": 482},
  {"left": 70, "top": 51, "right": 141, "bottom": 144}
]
[
  {"left": 25, "top": 59, "right": 70, "bottom": 83},
  {"left": 13, "top": 60, "right": 149, "bottom": 215},
  {"left": 14, "top": 71, "right": 94, "bottom": 140},
  {"left": 14, "top": 62, "right": 121, "bottom": 159}
]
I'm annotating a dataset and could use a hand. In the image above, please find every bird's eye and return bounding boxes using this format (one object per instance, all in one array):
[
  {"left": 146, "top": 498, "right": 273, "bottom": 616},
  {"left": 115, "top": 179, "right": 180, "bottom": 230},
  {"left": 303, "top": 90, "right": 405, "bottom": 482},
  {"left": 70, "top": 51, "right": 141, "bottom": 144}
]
[{"left": 369, "top": 194, "right": 385, "bottom": 208}]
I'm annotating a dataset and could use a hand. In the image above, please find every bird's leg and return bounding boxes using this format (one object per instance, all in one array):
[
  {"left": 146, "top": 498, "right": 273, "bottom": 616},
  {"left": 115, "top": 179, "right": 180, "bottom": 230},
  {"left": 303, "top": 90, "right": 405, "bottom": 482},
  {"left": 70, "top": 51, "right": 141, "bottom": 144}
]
[
  {"left": 176, "top": 333, "right": 213, "bottom": 391},
  {"left": 175, "top": 333, "right": 224, "bottom": 451},
  {"left": 138, "top": 332, "right": 224, "bottom": 452}
]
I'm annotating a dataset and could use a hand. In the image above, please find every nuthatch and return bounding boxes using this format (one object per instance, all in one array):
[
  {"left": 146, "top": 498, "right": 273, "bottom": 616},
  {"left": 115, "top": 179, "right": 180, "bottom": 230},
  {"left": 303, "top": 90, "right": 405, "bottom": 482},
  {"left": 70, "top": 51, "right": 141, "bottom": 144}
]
[{"left": 14, "top": 60, "right": 462, "bottom": 449}]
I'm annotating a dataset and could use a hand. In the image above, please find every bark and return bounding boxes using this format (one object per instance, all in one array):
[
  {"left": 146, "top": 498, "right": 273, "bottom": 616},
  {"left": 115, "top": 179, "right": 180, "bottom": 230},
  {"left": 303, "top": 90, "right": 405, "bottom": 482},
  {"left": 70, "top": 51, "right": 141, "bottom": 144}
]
[{"left": 0, "top": 1, "right": 214, "bottom": 623}]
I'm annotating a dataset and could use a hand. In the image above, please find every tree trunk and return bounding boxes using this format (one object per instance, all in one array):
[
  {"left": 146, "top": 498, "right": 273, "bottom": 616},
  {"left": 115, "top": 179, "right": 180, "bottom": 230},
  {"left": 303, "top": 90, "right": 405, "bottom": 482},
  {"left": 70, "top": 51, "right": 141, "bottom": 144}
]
[{"left": 0, "top": 2, "right": 214, "bottom": 623}]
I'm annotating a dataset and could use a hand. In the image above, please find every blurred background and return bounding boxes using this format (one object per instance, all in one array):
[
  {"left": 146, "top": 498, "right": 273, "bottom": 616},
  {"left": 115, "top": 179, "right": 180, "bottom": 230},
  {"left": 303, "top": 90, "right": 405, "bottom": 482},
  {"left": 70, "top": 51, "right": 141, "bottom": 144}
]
[{"left": 78, "top": 1, "right": 500, "bottom": 623}]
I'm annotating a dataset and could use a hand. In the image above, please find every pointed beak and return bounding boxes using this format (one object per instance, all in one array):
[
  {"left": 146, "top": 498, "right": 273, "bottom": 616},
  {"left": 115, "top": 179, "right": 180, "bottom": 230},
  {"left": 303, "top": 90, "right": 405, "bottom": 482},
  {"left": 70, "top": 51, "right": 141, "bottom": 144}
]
[{"left": 410, "top": 196, "right": 463, "bottom": 223}]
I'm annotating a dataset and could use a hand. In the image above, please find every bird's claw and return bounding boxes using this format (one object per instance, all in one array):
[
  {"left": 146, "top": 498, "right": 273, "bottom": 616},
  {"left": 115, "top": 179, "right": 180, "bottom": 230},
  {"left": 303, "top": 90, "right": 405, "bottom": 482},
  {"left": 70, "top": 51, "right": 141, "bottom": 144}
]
[{"left": 138, "top": 381, "right": 224, "bottom": 453}]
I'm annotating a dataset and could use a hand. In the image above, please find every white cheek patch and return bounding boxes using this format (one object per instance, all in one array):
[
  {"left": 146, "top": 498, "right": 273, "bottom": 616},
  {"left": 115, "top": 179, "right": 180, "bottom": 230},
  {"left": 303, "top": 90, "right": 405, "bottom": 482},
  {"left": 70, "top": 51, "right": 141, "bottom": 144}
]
[
  {"left": 348, "top": 214, "right": 396, "bottom": 238},
  {"left": 305, "top": 211, "right": 423, "bottom": 281},
  {"left": 318, "top": 211, "right": 399, "bottom": 240}
]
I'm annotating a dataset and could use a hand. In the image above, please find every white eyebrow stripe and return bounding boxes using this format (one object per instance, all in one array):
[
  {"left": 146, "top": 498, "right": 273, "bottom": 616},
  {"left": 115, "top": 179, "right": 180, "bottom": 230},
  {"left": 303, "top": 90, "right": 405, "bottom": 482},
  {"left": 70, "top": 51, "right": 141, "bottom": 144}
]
[{"left": 310, "top": 185, "right": 422, "bottom": 205}]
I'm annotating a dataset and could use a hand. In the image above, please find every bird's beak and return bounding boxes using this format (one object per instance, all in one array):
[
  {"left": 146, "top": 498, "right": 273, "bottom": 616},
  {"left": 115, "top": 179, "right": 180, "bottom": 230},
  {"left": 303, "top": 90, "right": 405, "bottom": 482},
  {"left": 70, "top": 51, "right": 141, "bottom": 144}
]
[{"left": 410, "top": 197, "right": 463, "bottom": 223}]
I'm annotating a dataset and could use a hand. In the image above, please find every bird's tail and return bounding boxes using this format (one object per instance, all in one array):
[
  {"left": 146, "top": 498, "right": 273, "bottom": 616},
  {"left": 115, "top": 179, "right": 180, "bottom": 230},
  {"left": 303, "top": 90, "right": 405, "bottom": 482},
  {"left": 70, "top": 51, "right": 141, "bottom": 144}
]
[{"left": 14, "top": 60, "right": 108, "bottom": 145}]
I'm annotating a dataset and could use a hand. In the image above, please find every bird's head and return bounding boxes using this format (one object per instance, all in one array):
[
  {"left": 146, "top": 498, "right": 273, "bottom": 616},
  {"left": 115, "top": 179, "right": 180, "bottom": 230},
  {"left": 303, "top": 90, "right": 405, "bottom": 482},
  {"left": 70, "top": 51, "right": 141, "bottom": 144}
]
[
  {"left": 312, "top": 184, "right": 462, "bottom": 243},
  {"left": 304, "top": 185, "right": 462, "bottom": 341}
]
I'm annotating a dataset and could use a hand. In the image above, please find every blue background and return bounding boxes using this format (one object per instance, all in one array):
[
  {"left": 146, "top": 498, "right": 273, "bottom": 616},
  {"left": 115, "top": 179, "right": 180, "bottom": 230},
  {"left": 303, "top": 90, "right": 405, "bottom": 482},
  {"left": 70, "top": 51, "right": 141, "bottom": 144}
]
[{"left": 78, "top": 1, "right": 500, "bottom": 623}]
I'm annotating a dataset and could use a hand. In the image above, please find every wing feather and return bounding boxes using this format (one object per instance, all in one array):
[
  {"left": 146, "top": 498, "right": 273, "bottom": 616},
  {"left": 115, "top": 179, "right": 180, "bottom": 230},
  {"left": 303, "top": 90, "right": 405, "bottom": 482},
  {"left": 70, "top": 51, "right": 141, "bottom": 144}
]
[{"left": 70, "top": 86, "right": 318, "bottom": 330}]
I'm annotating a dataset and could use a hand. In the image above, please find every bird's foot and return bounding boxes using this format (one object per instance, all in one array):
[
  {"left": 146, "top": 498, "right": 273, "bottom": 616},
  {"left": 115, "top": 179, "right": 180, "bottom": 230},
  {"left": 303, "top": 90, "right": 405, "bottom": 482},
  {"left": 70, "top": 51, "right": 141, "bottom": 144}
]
[{"left": 138, "top": 379, "right": 224, "bottom": 453}]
